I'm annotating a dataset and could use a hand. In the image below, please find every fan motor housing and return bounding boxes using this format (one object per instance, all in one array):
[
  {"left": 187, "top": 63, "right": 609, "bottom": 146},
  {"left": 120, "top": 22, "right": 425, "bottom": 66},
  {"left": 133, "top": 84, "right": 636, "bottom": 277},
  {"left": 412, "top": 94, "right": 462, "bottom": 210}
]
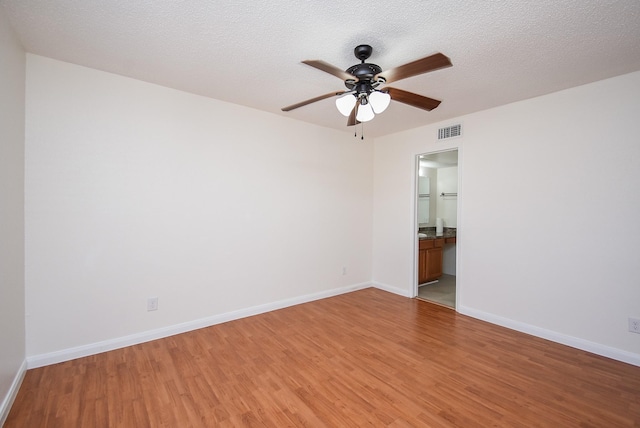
[
  {"left": 346, "top": 63, "right": 382, "bottom": 79},
  {"left": 344, "top": 63, "right": 382, "bottom": 91}
]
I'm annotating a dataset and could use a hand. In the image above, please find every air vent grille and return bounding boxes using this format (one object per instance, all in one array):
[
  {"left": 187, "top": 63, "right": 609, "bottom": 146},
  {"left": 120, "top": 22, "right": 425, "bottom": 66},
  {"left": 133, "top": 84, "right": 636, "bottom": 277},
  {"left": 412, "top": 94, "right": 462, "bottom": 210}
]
[{"left": 438, "top": 124, "right": 462, "bottom": 140}]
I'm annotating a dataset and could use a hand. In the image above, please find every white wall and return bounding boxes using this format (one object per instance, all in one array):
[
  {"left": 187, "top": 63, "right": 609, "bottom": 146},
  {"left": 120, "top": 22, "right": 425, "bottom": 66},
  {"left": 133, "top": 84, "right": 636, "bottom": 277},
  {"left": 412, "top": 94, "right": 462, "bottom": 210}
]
[
  {"left": 373, "top": 71, "right": 640, "bottom": 364},
  {"left": 18, "top": 52, "right": 640, "bottom": 372},
  {"left": 25, "top": 55, "right": 373, "bottom": 362},
  {"left": 0, "top": 6, "right": 26, "bottom": 423}
]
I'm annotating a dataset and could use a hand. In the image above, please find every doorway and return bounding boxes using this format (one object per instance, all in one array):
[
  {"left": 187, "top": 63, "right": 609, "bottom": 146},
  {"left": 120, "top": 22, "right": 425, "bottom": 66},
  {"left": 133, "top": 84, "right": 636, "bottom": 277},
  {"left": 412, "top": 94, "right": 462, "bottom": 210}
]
[{"left": 414, "top": 149, "right": 459, "bottom": 309}]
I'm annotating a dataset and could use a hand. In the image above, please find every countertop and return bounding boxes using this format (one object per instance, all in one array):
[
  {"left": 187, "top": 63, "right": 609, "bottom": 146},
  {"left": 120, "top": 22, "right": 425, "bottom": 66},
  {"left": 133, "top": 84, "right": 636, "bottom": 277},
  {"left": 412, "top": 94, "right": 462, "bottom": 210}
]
[{"left": 418, "top": 227, "right": 456, "bottom": 240}]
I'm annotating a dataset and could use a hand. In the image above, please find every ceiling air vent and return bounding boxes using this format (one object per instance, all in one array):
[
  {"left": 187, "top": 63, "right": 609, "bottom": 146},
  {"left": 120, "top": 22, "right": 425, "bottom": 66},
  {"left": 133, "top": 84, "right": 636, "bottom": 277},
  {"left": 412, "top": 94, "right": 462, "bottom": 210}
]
[{"left": 438, "top": 124, "right": 462, "bottom": 140}]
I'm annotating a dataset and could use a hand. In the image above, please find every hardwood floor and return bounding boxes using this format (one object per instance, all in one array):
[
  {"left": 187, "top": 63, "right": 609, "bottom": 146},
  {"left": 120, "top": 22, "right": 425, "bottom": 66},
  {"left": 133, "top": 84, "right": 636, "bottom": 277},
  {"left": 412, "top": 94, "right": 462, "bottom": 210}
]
[{"left": 6, "top": 288, "right": 640, "bottom": 427}]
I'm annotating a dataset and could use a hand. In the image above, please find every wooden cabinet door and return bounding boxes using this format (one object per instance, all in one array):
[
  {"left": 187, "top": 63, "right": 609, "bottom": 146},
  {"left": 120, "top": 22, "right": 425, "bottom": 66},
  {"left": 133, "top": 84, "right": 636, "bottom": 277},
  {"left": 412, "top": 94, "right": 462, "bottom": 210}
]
[
  {"left": 419, "top": 239, "right": 443, "bottom": 284},
  {"left": 425, "top": 246, "right": 443, "bottom": 282},
  {"left": 418, "top": 248, "right": 428, "bottom": 284}
]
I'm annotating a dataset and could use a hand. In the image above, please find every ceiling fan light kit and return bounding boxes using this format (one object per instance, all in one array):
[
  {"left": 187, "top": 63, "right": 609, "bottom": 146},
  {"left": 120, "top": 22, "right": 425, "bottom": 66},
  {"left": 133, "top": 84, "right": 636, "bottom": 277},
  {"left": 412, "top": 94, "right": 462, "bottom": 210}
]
[
  {"left": 282, "top": 44, "right": 452, "bottom": 127},
  {"left": 356, "top": 101, "right": 375, "bottom": 122},
  {"left": 369, "top": 91, "right": 391, "bottom": 114},
  {"left": 336, "top": 93, "right": 356, "bottom": 116}
]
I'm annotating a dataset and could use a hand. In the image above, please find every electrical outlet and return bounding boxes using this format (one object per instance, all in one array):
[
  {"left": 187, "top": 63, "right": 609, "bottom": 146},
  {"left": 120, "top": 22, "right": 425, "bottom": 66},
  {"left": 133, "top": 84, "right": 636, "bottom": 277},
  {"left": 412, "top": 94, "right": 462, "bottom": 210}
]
[
  {"left": 629, "top": 317, "right": 640, "bottom": 334},
  {"left": 147, "top": 297, "right": 158, "bottom": 312},
  {"left": 342, "top": 267, "right": 347, "bottom": 275}
]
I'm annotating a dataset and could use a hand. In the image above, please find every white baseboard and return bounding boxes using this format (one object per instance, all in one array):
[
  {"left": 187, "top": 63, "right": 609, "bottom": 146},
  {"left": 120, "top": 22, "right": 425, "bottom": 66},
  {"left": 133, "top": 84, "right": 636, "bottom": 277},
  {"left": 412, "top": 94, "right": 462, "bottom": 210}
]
[
  {"left": 371, "top": 281, "right": 412, "bottom": 298},
  {"left": 0, "top": 359, "right": 27, "bottom": 426},
  {"left": 27, "top": 282, "right": 372, "bottom": 369},
  {"left": 458, "top": 305, "right": 640, "bottom": 367}
]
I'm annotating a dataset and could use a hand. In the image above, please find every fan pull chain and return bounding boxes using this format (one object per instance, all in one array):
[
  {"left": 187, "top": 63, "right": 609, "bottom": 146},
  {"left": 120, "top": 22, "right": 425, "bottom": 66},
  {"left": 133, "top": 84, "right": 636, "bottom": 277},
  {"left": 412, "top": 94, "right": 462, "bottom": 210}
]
[{"left": 361, "top": 123, "right": 364, "bottom": 140}]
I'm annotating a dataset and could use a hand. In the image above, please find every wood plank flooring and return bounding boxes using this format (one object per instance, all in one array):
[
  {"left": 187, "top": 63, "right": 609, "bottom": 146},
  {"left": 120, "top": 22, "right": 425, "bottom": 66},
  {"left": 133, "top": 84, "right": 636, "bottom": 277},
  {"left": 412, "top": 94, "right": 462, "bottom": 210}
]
[{"left": 6, "top": 288, "right": 640, "bottom": 427}]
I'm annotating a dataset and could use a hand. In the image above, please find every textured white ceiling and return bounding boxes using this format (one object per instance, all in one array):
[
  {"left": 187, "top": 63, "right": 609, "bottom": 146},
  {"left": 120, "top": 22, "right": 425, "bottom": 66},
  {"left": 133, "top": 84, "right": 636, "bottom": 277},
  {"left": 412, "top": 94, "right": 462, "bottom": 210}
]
[{"left": 3, "top": 0, "right": 640, "bottom": 137}]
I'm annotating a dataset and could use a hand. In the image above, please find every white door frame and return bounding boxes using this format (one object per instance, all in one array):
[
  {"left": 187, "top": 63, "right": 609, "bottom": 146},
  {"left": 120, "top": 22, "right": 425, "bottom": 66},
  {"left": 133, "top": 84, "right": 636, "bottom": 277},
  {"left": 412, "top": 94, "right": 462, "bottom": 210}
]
[{"left": 412, "top": 145, "right": 462, "bottom": 310}]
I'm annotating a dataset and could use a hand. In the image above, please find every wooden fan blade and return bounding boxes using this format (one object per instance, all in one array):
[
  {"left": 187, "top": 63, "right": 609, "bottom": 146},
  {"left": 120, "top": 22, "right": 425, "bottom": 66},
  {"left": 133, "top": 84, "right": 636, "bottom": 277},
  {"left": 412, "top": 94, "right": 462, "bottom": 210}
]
[
  {"left": 347, "top": 101, "right": 360, "bottom": 126},
  {"left": 281, "top": 91, "right": 345, "bottom": 112},
  {"left": 385, "top": 87, "right": 442, "bottom": 111},
  {"left": 302, "top": 60, "right": 356, "bottom": 82},
  {"left": 375, "top": 53, "right": 452, "bottom": 84}
]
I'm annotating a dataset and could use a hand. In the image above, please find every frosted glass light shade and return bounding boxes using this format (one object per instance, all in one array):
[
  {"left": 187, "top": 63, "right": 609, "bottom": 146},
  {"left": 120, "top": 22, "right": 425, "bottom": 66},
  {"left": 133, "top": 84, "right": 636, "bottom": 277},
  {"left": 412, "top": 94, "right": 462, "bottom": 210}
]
[
  {"left": 356, "top": 102, "right": 375, "bottom": 122},
  {"left": 335, "top": 94, "right": 355, "bottom": 116},
  {"left": 369, "top": 91, "right": 391, "bottom": 114}
]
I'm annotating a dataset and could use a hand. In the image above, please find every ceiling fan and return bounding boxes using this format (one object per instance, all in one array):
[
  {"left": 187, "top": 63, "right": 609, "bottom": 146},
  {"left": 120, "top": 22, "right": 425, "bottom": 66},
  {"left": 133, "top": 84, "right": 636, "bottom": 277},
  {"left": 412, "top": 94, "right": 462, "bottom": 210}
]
[{"left": 282, "top": 44, "right": 452, "bottom": 126}]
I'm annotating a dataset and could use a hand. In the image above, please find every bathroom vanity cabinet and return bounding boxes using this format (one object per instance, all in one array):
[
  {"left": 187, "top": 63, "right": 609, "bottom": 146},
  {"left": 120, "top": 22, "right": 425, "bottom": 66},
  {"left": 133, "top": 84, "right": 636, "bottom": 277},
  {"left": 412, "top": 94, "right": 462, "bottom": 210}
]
[
  {"left": 419, "top": 237, "right": 457, "bottom": 284},
  {"left": 418, "top": 238, "right": 444, "bottom": 284}
]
